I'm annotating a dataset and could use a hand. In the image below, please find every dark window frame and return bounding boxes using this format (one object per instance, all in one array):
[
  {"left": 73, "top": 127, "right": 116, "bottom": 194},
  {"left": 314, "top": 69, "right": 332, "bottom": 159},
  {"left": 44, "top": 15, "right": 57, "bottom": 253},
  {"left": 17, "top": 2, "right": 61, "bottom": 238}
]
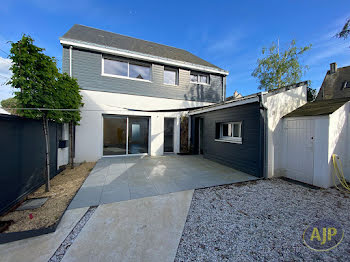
[
  {"left": 163, "top": 67, "right": 179, "bottom": 86},
  {"left": 190, "top": 71, "right": 210, "bottom": 85}
]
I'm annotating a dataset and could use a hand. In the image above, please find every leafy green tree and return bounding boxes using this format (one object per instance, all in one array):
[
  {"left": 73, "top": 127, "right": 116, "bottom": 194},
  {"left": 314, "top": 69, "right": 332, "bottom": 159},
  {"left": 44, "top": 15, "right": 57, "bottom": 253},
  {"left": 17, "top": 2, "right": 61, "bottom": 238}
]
[
  {"left": 336, "top": 18, "right": 350, "bottom": 40},
  {"left": 0, "top": 97, "right": 18, "bottom": 114},
  {"left": 307, "top": 86, "right": 316, "bottom": 102},
  {"left": 7, "top": 35, "right": 83, "bottom": 191},
  {"left": 252, "top": 40, "right": 311, "bottom": 91}
]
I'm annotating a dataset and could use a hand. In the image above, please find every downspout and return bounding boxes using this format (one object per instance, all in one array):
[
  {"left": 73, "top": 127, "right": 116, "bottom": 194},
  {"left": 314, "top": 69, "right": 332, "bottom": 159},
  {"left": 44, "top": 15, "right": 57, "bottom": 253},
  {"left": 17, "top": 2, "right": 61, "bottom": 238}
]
[
  {"left": 68, "top": 45, "right": 74, "bottom": 168},
  {"left": 259, "top": 92, "right": 268, "bottom": 178}
]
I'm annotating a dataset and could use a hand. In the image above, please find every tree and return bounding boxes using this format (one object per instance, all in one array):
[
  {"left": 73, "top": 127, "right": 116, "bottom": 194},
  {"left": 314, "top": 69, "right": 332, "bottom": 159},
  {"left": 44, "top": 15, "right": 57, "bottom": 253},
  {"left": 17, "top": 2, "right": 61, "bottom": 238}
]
[
  {"left": 0, "top": 97, "right": 18, "bottom": 114},
  {"left": 336, "top": 18, "right": 350, "bottom": 40},
  {"left": 252, "top": 39, "right": 311, "bottom": 91},
  {"left": 7, "top": 35, "right": 83, "bottom": 191},
  {"left": 307, "top": 87, "right": 316, "bottom": 102}
]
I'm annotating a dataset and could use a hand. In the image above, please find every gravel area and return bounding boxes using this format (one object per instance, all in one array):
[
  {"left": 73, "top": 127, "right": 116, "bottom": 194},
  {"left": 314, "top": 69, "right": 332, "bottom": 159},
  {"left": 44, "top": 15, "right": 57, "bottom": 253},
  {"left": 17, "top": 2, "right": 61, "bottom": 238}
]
[
  {"left": 48, "top": 206, "right": 97, "bottom": 262},
  {"left": 175, "top": 178, "right": 350, "bottom": 262}
]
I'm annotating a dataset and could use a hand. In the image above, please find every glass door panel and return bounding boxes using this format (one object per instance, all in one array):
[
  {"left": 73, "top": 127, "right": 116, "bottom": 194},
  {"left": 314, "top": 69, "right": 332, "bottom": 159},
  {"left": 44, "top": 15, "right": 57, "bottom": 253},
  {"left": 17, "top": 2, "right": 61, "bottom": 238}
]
[
  {"left": 164, "top": 118, "right": 174, "bottom": 152},
  {"left": 103, "top": 116, "right": 127, "bottom": 155},
  {"left": 128, "top": 117, "right": 149, "bottom": 154}
]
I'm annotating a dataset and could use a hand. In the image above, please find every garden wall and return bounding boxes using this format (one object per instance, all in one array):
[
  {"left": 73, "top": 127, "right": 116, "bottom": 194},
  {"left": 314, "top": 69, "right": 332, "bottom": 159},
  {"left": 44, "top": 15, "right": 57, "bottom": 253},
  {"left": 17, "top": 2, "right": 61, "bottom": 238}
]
[{"left": 0, "top": 114, "right": 64, "bottom": 215}]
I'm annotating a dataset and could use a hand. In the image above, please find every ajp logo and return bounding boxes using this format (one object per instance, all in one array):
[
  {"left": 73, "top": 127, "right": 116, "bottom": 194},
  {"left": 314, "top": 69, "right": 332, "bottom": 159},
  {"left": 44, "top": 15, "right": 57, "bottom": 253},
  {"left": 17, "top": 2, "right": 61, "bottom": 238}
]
[{"left": 303, "top": 219, "right": 344, "bottom": 251}]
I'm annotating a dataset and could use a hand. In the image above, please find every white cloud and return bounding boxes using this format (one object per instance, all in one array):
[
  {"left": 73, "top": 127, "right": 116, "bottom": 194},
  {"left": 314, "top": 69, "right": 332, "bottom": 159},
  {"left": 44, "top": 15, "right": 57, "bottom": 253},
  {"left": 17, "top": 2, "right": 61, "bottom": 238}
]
[
  {"left": 0, "top": 56, "right": 13, "bottom": 102},
  {"left": 206, "top": 31, "right": 245, "bottom": 53}
]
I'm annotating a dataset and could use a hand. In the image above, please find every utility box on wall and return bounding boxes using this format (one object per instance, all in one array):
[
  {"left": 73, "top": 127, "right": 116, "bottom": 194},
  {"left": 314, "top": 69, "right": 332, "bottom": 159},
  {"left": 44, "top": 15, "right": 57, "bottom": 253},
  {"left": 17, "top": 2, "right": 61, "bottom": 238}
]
[{"left": 58, "top": 140, "right": 68, "bottom": 148}]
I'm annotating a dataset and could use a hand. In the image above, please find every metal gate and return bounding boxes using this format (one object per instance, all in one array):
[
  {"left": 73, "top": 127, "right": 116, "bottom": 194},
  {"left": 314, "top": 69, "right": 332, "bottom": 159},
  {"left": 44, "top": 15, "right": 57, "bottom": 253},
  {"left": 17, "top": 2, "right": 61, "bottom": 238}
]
[{"left": 283, "top": 118, "right": 315, "bottom": 184}]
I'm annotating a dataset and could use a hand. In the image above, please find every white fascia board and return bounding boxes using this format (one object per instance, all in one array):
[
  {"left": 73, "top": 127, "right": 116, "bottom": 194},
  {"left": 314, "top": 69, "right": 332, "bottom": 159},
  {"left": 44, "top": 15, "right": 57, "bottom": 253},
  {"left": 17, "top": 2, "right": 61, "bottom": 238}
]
[
  {"left": 60, "top": 38, "right": 229, "bottom": 76},
  {"left": 189, "top": 96, "right": 259, "bottom": 115}
]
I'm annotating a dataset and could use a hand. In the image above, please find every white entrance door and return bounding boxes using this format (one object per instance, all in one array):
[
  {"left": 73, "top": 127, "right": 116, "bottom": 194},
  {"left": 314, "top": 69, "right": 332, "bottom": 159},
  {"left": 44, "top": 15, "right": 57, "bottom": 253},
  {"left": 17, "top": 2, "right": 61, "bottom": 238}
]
[{"left": 283, "top": 118, "right": 314, "bottom": 184}]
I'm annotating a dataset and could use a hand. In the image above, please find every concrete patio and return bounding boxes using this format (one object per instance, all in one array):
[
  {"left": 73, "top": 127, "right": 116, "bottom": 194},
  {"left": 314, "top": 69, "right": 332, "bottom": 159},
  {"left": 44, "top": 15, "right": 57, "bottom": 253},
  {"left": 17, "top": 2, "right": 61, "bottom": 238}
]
[{"left": 68, "top": 155, "right": 258, "bottom": 209}]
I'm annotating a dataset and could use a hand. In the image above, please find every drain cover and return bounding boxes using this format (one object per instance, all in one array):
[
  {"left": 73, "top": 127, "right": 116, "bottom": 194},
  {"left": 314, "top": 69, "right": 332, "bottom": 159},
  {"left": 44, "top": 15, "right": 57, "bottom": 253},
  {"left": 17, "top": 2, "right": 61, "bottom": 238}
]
[{"left": 16, "top": 197, "right": 49, "bottom": 211}]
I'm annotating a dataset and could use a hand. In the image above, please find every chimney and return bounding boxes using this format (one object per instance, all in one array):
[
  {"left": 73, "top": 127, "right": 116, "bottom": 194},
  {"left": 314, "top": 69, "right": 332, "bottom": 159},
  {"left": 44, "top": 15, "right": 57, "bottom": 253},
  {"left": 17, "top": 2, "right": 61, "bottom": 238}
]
[{"left": 330, "top": 62, "right": 337, "bottom": 74}]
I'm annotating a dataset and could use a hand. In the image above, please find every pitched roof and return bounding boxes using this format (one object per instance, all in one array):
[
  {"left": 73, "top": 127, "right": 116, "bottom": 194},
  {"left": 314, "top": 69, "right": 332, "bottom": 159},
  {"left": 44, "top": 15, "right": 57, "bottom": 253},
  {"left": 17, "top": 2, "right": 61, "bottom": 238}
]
[
  {"left": 316, "top": 65, "right": 350, "bottom": 100},
  {"left": 61, "top": 24, "right": 224, "bottom": 72},
  {"left": 285, "top": 97, "right": 350, "bottom": 117}
]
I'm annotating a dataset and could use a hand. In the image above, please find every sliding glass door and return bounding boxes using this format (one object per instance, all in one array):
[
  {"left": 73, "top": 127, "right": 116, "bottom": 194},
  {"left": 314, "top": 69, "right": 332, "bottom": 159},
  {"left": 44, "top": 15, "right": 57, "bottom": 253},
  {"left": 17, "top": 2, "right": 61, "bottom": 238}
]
[
  {"left": 103, "top": 116, "right": 127, "bottom": 155},
  {"left": 103, "top": 115, "right": 149, "bottom": 156}
]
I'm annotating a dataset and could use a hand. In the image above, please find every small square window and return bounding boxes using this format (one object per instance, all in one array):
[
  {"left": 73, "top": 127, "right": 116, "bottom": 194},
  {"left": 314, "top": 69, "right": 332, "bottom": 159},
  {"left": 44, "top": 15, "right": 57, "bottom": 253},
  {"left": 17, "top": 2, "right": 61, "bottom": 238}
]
[
  {"left": 164, "top": 68, "right": 178, "bottom": 85},
  {"left": 200, "top": 75, "right": 208, "bottom": 84},
  {"left": 216, "top": 122, "right": 242, "bottom": 144},
  {"left": 190, "top": 74, "right": 198, "bottom": 83}
]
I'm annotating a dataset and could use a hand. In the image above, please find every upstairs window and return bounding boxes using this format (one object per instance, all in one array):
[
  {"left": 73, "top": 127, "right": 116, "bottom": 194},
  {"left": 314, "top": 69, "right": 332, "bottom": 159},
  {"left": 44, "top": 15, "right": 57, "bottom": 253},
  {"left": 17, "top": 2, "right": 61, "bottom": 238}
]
[
  {"left": 215, "top": 122, "right": 242, "bottom": 144},
  {"left": 164, "top": 67, "right": 178, "bottom": 85},
  {"left": 190, "top": 72, "right": 209, "bottom": 84},
  {"left": 342, "top": 81, "right": 350, "bottom": 89},
  {"left": 103, "top": 57, "right": 151, "bottom": 81}
]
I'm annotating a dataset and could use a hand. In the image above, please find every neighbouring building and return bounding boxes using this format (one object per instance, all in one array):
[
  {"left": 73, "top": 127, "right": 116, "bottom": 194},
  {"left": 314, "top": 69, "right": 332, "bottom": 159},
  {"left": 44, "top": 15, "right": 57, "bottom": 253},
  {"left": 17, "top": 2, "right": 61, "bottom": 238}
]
[{"left": 60, "top": 24, "right": 228, "bottom": 162}]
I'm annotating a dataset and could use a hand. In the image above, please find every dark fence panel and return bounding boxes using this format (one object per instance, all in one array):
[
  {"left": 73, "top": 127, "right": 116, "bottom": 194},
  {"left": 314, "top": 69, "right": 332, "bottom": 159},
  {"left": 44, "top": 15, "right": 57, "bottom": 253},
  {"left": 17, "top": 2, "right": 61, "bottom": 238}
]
[{"left": 0, "top": 114, "right": 60, "bottom": 215}]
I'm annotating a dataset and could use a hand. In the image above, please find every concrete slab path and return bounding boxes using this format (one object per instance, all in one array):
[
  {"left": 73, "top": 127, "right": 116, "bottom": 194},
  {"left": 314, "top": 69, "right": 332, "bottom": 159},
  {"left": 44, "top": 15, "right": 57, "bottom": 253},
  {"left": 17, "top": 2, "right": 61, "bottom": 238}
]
[
  {"left": 0, "top": 207, "right": 88, "bottom": 262},
  {"left": 69, "top": 155, "right": 258, "bottom": 209},
  {"left": 62, "top": 190, "right": 194, "bottom": 262}
]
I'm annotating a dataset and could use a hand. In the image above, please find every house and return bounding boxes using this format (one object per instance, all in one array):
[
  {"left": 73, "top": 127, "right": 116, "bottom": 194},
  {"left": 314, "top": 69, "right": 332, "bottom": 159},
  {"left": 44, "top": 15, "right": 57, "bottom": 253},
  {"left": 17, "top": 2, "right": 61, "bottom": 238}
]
[
  {"left": 316, "top": 63, "right": 350, "bottom": 100},
  {"left": 60, "top": 24, "right": 228, "bottom": 162},
  {"left": 189, "top": 82, "right": 308, "bottom": 178},
  {"left": 283, "top": 63, "right": 350, "bottom": 188}
]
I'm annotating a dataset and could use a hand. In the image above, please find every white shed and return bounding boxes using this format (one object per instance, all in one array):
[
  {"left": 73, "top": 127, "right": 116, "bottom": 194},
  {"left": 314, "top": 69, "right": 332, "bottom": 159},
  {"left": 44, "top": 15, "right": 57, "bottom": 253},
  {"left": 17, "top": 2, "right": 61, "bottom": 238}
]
[{"left": 282, "top": 98, "right": 350, "bottom": 188}]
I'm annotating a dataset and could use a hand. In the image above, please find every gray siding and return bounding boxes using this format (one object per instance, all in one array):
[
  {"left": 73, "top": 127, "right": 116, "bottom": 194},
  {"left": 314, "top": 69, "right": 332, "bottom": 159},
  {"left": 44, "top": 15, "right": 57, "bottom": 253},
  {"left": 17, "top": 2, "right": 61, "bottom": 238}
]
[
  {"left": 193, "top": 102, "right": 264, "bottom": 177},
  {"left": 62, "top": 46, "right": 223, "bottom": 102}
]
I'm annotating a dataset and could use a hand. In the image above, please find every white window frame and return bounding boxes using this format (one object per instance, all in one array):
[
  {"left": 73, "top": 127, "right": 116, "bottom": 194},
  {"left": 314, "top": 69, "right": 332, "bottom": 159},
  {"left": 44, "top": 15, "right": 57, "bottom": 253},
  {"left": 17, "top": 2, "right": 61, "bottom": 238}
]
[
  {"left": 101, "top": 56, "right": 152, "bottom": 83},
  {"left": 163, "top": 67, "right": 179, "bottom": 86},
  {"left": 216, "top": 122, "right": 242, "bottom": 144},
  {"left": 190, "top": 72, "right": 210, "bottom": 85}
]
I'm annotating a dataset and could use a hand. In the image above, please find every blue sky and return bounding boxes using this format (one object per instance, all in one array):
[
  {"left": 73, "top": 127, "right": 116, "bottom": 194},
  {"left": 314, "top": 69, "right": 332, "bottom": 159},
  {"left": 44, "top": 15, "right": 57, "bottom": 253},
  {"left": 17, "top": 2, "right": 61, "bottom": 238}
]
[{"left": 0, "top": 0, "right": 350, "bottom": 101}]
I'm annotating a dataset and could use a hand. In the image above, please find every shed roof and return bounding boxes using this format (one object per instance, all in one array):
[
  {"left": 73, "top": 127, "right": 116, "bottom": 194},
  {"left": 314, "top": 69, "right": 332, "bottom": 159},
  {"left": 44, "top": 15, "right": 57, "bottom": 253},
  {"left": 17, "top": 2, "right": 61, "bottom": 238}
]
[
  {"left": 284, "top": 97, "right": 350, "bottom": 117},
  {"left": 61, "top": 24, "right": 225, "bottom": 72}
]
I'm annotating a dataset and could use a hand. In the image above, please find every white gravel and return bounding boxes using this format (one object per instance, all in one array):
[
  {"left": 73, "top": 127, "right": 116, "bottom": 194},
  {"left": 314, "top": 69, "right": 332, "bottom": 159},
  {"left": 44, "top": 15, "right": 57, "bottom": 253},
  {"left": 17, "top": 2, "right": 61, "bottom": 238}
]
[
  {"left": 175, "top": 178, "right": 350, "bottom": 262},
  {"left": 48, "top": 206, "right": 97, "bottom": 262}
]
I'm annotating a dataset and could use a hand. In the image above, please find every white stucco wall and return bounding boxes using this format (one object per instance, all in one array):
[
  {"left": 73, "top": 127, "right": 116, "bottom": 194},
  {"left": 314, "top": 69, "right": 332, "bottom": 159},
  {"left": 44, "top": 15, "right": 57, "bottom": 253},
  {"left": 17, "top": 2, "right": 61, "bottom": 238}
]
[
  {"left": 328, "top": 101, "right": 350, "bottom": 182},
  {"left": 57, "top": 123, "right": 69, "bottom": 168},
  {"left": 280, "top": 102, "right": 349, "bottom": 188},
  {"left": 75, "top": 90, "right": 212, "bottom": 162},
  {"left": 264, "top": 84, "right": 307, "bottom": 178}
]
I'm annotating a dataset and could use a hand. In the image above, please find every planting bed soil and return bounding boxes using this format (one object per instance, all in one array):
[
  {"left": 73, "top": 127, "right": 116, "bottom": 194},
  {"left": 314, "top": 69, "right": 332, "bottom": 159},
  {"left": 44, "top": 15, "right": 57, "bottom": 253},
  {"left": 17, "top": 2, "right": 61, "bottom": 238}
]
[{"left": 0, "top": 162, "right": 95, "bottom": 233}]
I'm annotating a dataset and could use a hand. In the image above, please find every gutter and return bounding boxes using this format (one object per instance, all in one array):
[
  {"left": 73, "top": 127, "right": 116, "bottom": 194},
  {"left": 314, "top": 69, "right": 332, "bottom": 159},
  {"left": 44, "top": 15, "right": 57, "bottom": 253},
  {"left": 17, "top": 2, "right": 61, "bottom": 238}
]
[{"left": 189, "top": 96, "right": 259, "bottom": 116}]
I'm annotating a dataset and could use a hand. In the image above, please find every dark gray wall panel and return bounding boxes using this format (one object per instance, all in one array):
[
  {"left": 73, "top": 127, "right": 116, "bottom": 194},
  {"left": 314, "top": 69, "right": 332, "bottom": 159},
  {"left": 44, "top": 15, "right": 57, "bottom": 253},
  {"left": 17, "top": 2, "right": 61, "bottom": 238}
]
[
  {"left": 193, "top": 102, "right": 263, "bottom": 177},
  {"left": 0, "top": 115, "right": 60, "bottom": 215},
  {"left": 63, "top": 48, "right": 223, "bottom": 102},
  {"left": 62, "top": 46, "right": 70, "bottom": 74}
]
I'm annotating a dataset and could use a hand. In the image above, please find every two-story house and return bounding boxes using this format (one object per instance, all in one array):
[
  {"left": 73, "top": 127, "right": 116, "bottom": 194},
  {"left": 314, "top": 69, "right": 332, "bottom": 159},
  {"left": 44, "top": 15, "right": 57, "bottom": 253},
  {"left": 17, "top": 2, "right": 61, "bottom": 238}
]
[{"left": 60, "top": 24, "right": 228, "bottom": 162}]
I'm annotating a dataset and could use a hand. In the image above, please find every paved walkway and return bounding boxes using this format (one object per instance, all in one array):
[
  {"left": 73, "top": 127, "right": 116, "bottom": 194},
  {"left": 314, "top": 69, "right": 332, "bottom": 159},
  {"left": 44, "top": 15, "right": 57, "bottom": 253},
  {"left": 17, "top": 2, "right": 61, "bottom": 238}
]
[
  {"left": 69, "top": 155, "right": 258, "bottom": 209},
  {"left": 1, "top": 191, "right": 194, "bottom": 262},
  {"left": 63, "top": 191, "right": 193, "bottom": 262}
]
